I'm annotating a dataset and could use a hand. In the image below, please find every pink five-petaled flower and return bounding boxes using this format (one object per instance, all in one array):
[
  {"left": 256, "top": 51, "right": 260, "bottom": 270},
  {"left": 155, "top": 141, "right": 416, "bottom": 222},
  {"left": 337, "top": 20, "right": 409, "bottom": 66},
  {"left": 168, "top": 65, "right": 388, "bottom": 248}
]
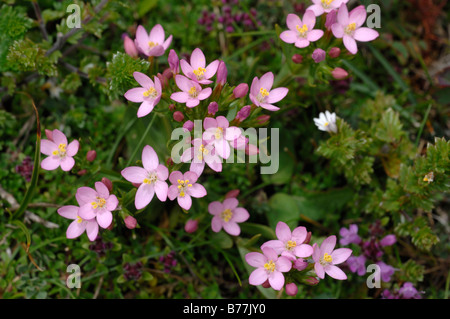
[
  {"left": 208, "top": 198, "right": 249, "bottom": 236},
  {"left": 312, "top": 235, "right": 352, "bottom": 280},
  {"left": 331, "top": 4, "right": 379, "bottom": 55},
  {"left": 261, "top": 221, "right": 313, "bottom": 261},
  {"left": 41, "top": 129, "right": 79, "bottom": 171},
  {"left": 181, "top": 138, "right": 222, "bottom": 177},
  {"left": 202, "top": 116, "right": 242, "bottom": 159},
  {"left": 170, "top": 75, "right": 212, "bottom": 108},
  {"left": 134, "top": 24, "right": 172, "bottom": 57},
  {"left": 249, "top": 72, "right": 289, "bottom": 111},
  {"left": 121, "top": 145, "right": 169, "bottom": 210},
  {"left": 76, "top": 182, "right": 119, "bottom": 229},
  {"left": 180, "top": 48, "right": 219, "bottom": 85},
  {"left": 124, "top": 72, "right": 162, "bottom": 118},
  {"left": 58, "top": 205, "right": 99, "bottom": 241},
  {"left": 168, "top": 171, "right": 207, "bottom": 211},
  {"left": 245, "top": 247, "right": 292, "bottom": 290},
  {"left": 307, "top": 0, "right": 349, "bottom": 16},
  {"left": 280, "top": 11, "right": 324, "bottom": 48}
]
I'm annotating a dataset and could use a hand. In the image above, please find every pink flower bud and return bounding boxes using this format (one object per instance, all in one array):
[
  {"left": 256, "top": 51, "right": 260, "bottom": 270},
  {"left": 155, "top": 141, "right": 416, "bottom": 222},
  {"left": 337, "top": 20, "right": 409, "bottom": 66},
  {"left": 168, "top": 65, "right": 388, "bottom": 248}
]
[
  {"left": 236, "top": 105, "right": 251, "bottom": 122},
  {"left": 77, "top": 169, "right": 87, "bottom": 176},
  {"left": 86, "top": 150, "right": 97, "bottom": 162},
  {"left": 124, "top": 216, "right": 137, "bottom": 229},
  {"left": 380, "top": 234, "right": 396, "bottom": 247},
  {"left": 245, "top": 144, "right": 259, "bottom": 155},
  {"left": 184, "top": 219, "right": 198, "bottom": 233},
  {"left": 173, "top": 111, "right": 184, "bottom": 122},
  {"left": 292, "top": 54, "right": 303, "bottom": 64},
  {"left": 168, "top": 49, "right": 179, "bottom": 74},
  {"left": 293, "top": 258, "right": 308, "bottom": 271},
  {"left": 216, "top": 60, "right": 227, "bottom": 86},
  {"left": 183, "top": 120, "right": 194, "bottom": 132},
  {"left": 168, "top": 104, "right": 176, "bottom": 111},
  {"left": 285, "top": 283, "right": 298, "bottom": 296},
  {"left": 328, "top": 47, "right": 341, "bottom": 58},
  {"left": 207, "top": 102, "right": 219, "bottom": 116},
  {"left": 262, "top": 280, "right": 271, "bottom": 288},
  {"left": 45, "top": 129, "right": 53, "bottom": 141},
  {"left": 312, "top": 48, "right": 326, "bottom": 63},
  {"left": 101, "top": 177, "right": 113, "bottom": 192},
  {"left": 233, "top": 83, "right": 249, "bottom": 98},
  {"left": 256, "top": 115, "right": 270, "bottom": 125},
  {"left": 304, "top": 231, "right": 312, "bottom": 244},
  {"left": 166, "top": 157, "right": 174, "bottom": 167},
  {"left": 157, "top": 72, "right": 168, "bottom": 89},
  {"left": 325, "top": 10, "right": 337, "bottom": 30},
  {"left": 163, "top": 68, "right": 173, "bottom": 80},
  {"left": 225, "top": 189, "right": 240, "bottom": 199},
  {"left": 123, "top": 35, "right": 138, "bottom": 58},
  {"left": 331, "top": 67, "right": 348, "bottom": 80},
  {"left": 304, "top": 277, "right": 319, "bottom": 286}
]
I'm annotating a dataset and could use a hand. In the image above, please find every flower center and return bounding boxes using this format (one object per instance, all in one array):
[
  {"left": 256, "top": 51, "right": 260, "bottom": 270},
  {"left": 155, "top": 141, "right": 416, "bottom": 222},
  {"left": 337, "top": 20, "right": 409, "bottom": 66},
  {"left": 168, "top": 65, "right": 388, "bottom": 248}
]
[
  {"left": 215, "top": 127, "right": 223, "bottom": 140},
  {"left": 257, "top": 88, "right": 270, "bottom": 103},
  {"left": 148, "top": 41, "right": 158, "bottom": 48},
  {"left": 91, "top": 197, "right": 106, "bottom": 209},
  {"left": 321, "top": 0, "right": 334, "bottom": 9},
  {"left": 197, "top": 144, "right": 209, "bottom": 161},
  {"left": 143, "top": 172, "right": 158, "bottom": 184},
  {"left": 324, "top": 122, "right": 329, "bottom": 127},
  {"left": 423, "top": 172, "right": 434, "bottom": 183},
  {"left": 296, "top": 24, "right": 308, "bottom": 37},
  {"left": 345, "top": 23, "right": 356, "bottom": 35},
  {"left": 321, "top": 253, "right": 333, "bottom": 265},
  {"left": 286, "top": 240, "right": 297, "bottom": 250},
  {"left": 177, "top": 179, "right": 192, "bottom": 197},
  {"left": 52, "top": 143, "right": 67, "bottom": 157},
  {"left": 188, "top": 86, "right": 198, "bottom": 98},
  {"left": 264, "top": 260, "right": 276, "bottom": 273},
  {"left": 221, "top": 209, "right": 233, "bottom": 222},
  {"left": 143, "top": 87, "right": 157, "bottom": 98},
  {"left": 76, "top": 216, "right": 83, "bottom": 224},
  {"left": 193, "top": 67, "right": 207, "bottom": 80}
]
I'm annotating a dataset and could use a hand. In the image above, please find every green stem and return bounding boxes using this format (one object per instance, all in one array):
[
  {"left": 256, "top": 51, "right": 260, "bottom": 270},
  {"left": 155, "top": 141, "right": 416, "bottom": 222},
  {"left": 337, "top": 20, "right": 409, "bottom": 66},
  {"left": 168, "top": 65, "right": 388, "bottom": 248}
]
[
  {"left": 126, "top": 114, "right": 157, "bottom": 167},
  {"left": 415, "top": 103, "right": 432, "bottom": 148}
]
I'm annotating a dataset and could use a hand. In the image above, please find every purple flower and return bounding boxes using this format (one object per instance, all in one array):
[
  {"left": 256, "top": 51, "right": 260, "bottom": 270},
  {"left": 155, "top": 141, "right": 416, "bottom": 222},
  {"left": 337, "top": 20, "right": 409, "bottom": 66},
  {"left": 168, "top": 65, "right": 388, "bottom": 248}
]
[
  {"left": 380, "top": 234, "right": 396, "bottom": 247},
  {"left": 279, "top": 11, "right": 324, "bottom": 48},
  {"left": 311, "top": 48, "right": 326, "bottom": 63},
  {"left": 312, "top": 235, "right": 352, "bottom": 280},
  {"left": 347, "top": 255, "right": 366, "bottom": 276},
  {"left": 339, "top": 224, "right": 361, "bottom": 245},
  {"left": 399, "top": 282, "right": 422, "bottom": 299},
  {"left": 377, "top": 261, "right": 396, "bottom": 282}
]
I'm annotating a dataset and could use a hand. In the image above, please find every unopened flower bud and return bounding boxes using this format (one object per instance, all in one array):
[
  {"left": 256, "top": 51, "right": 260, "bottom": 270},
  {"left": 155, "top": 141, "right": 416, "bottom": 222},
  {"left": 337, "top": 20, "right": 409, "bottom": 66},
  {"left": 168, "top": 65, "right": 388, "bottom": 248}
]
[
  {"left": 293, "top": 258, "right": 308, "bottom": 271},
  {"left": 101, "top": 177, "right": 113, "bottom": 192},
  {"left": 124, "top": 216, "right": 137, "bottom": 229},
  {"left": 304, "top": 231, "right": 312, "bottom": 244},
  {"left": 312, "top": 48, "right": 326, "bottom": 63},
  {"left": 183, "top": 120, "right": 194, "bottom": 132},
  {"left": 157, "top": 72, "right": 168, "bottom": 89},
  {"left": 173, "top": 111, "right": 184, "bottom": 122},
  {"left": 168, "top": 104, "right": 176, "bottom": 111},
  {"left": 216, "top": 61, "right": 227, "bottom": 86},
  {"left": 256, "top": 115, "right": 270, "bottom": 125},
  {"left": 207, "top": 102, "right": 219, "bottom": 116},
  {"left": 123, "top": 35, "right": 138, "bottom": 58},
  {"left": 304, "top": 276, "right": 319, "bottom": 286},
  {"left": 168, "top": 49, "right": 179, "bottom": 74},
  {"left": 325, "top": 10, "right": 337, "bottom": 30},
  {"left": 184, "top": 219, "right": 198, "bottom": 233},
  {"left": 328, "top": 47, "right": 341, "bottom": 58},
  {"left": 236, "top": 105, "right": 251, "bottom": 122},
  {"left": 225, "top": 189, "right": 240, "bottom": 199},
  {"left": 166, "top": 157, "right": 174, "bottom": 167},
  {"left": 77, "top": 169, "right": 87, "bottom": 176},
  {"left": 380, "top": 234, "right": 396, "bottom": 247},
  {"left": 285, "top": 283, "right": 298, "bottom": 296},
  {"left": 86, "top": 150, "right": 97, "bottom": 162},
  {"left": 163, "top": 68, "right": 173, "bottom": 80},
  {"left": 331, "top": 67, "right": 348, "bottom": 80},
  {"left": 292, "top": 54, "right": 303, "bottom": 64},
  {"left": 262, "top": 280, "right": 271, "bottom": 288},
  {"left": 45, "top": 129, "right": 53, "bottom": 141},
  {"left": 233, "top": 83, "right": 249, "bottom": 98}
]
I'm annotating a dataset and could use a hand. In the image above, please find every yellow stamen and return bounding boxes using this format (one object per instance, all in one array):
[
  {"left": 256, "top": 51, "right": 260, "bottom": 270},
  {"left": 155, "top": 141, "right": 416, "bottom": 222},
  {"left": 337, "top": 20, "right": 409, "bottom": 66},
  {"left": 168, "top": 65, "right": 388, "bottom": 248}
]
[
  {"left": 321, "top": 0, "right": 334, "bottom": 7},
  {"left": 260, "top": 88, "right": 269, "bottom": 97},
  {"left": 177, "top": 179, "right": 192, "bottom": 197},
  {"left": 197, "top": 144, "right": 209, "bottom": 161},
  {"left": 296, "top": 24, "right": 308, "bottom": 36},
  {"left": 143, "top": 87, "right": 157, "bottom": 98},
  {"left": 345, "top": 23, "right": 356, "bottom": 34},
  {"left": 323, "top": 253, "right": 333, "bottom": 263},
  {"left": 188, "top": 86, "right": 198, "bottom": 98},
  {"left": 286, "top": 240, "right": 297, "bottom": 249},
  {"left": 324, "top": 122, "right": 329, "bottom": 126},
  {"left": 76, "top": 216, "right": 83, "bottom": 224},
  {"left": 221, "top": 209, "right": 233, "bottom": 222},
  {"left": 148, "top": 41, "right": 158, "bottom": 48},
  {"left": 91, "top": 197, "right": 106, "bottom": 209},
  {"left": 264, "top": 260, "right": 276, "bottom": 273},
  {"left": 53, "top": 143, "right": 67, "bottom": 157},
  {"left": 215, "top": 127, "right": 223, "bottom": 140},
  {"left": 193, "top": 67, "right": 207, "bottom": 78}
]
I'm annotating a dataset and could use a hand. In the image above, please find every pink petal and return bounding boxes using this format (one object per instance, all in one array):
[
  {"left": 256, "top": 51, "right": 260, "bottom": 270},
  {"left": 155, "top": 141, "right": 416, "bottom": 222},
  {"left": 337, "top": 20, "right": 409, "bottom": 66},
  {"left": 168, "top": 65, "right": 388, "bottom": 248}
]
[
  {"left": 303, "top": 10, "right": 316, "bottom": 29},
  {"left": 181, "top": 147, "right": 194, "bottom": 163},
  {"left": 135, "top": 183, "right": 155, "bottom": 209},
  {"left": 41, "top": 156, "right": 60, "bottom": 170},
  {"left": 353, "top": 27, "right": 379, "bottom": 42},
  {"left": 78, "top": 203, "right": 96, "bottom": 220},
  {"left": 275, "top": 221, "right": 292, "bottom": 242},
  {"left": 154, "top": 180, "right": 168, "bottom": 201},
  {"left": 259, "top": 72, "right": 274, "bottom": 91},
  {"left": 203, "top": 117, "right": 218, "bottom": 130},
  {"left": 124, "top": 88, "right": 146, "bottom": 103},
  {"left": 306, "top": 4, "right": 324, "bottom": 16},
  {"left": 204, "top": 60, "right": 219, "bottom": 79},
  {"left": 261, "top": 246, "right": 278, "bottom": 261},
  {"left": 208, "top": 201, "right": 224, "bottom": 215},
  {"left": 349, "top": 5, "right": 367, "bottom": 27},
  {"left": 249, "top": 76, "right": 260, "bottom": 97},
  {"left": 261, "top": 240, "right": 285, "bottom": 255},
  {"left": 60, "top": 157, "right": 75, "bottom": 171},
  {"left": 96, "top": 210, "right": 113, "bottom": 229},
  {"left": 223, "top": 198, "right": 239, "bottom": 210},
  {"left": 142, "top": 145, "right": 159, "bottom": 171},
  {"left": 106, "top": 195, "right": 118, "bottom": 211},
  {"left": 249, "top": 268, "right": 268, "bottom": 286},
  {"left": 214, "top": 139, "right": 231, "bottom": 159},
  {"left": 312, "top": 243, "right": 321, "bottom": 262},
  {"left": 268, "top": 271, "right": 285, "bottom": 290},
  {"left": 224, "top": 127, "right": 241, "bottom": 141},
  {"left": 163, "top": 35, "right": 172, "bottom": 50},
  {"left": 66, "top": 220, "right": 86, "bottom": 239},
  {"left": 295, "top": 38, "right": 310, "bottom": 48},
  {"left": 190, "top": 161, "right": 205, "bottom": 177},
  {"left": 86, "top": 220, "right": 99, "bottom": 241},
  {"left": 307, "top": 29, "right": 324, "bottom": 42},
  {"left": 177, "top": 194, "right": 192, "bottom": 210},
  {"left": 232, "top": 207, "right": 249, "bottom": 223},
  {"left": 286, "top": 13, "right": 302, "bottom": 31},
  {"left": 321, "top": 235, "right": 337, "bottom": 255},
  {"left": 190, "top": 48, "right": 206, "bottom": 70},
  {"left": 170, "top": 92, "right": 189, "bottom": 103},
  {"left": 154, "top": 76, "right": 162, "bottom": 94},
  {"left": 280, "top": 30, "right": 297, "bottom": 44},
  {"left": 66, "top": 140, "right": 79, "bottom": 157},
  {"left": 149, "top": 24, "right": 165, "bottom": 46},
  {"left": 95, "top": 181, "right": 109, "bottom": 199},
  {"left": 156, "top": 164, "right": 169, "bottom": 181},
  {"left": 133, "top": 71, "right": 153, "bottom": 89},
  {"left": 137, "top": 101, "right": 155, "bottom": 118},
  {"left": 41, "top": 139, "right": 57, "bottom": 156},
  {"left": 275, "top": 256, "right": 292, "bottom": 272},
  {"left": 343, "top": 34, "right": 358, "bottom": 54},
  {"left": 266, "top": 87, "right": 288, "bottom": 104},
  {"left": 260, "top": 103, "right": 280, "bottom": 111},
  {"left": 324, "top": 265, "right": 347, "bottom": 280},
  {"left": 175, "top": 75, "right": 193, "bottom": 92},
  {"left": 167, "top": 185, "right": 179, "bottom": 201},
  {"left": 187, "top": 183, "right": 206, "bottom": 198},
  {"left": 331, "top": 248, "right": 353, "bottom": 265},
  {"left": 205, "top": 155, "right": 221, "bottom": 172},
  {"left": 331, "top": 23, "right": 344, "bottom": 38},
  {"left": 135, "top": 25, "right": 149, "bottom": 50},
  {"left": 52, "top": 129, "right": 68, "bottom": 146},
  {"left": 169, "top": 171, "right": 183, "bottom": 185},
  {"left": 180, "top": 59, "right": 194, "bottom": 79},
  {"left": 291, "top": 226, "right": 307, "bottom": 243},
  {"left": 294, "top": 244, "right": 314, "bottom": 258},
  {"left": 197, "top": 87, "right": 212, "bottom": 101},
  {"left": 121, "top": 166, "right": 147, "bottom": 183},
  {"left": 314, "top": 262, "right": 325, "bottom": 279},
  {"left": 337, "top": 3, "right": 349, "bottom": 25},
  {"left": 57, "top": 205, "right": 79, "bottom": 220},
  {"left": 216, "top": 116, "right": 230, "bottom": 129},
  {"left": 211, "top": 215, "right": 223, "bottom": 232},
  {"left": 183, "top": 171, "right": 198, "bottom": 184},
  {"left": 245, "top": 252, "right": 267, "bottom": 268},
  {"left": 76, "top": 186, "right": 97, "bottom": 206},
  {"left": 223, "top": 222, "right": 241, "bottom": 236}
]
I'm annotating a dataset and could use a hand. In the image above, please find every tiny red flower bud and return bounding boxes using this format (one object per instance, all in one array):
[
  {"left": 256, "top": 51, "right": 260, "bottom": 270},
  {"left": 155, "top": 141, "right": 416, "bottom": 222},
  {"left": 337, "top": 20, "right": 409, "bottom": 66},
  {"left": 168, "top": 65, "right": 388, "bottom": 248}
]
[
  {"left": 86, "top": 150, "right": 97, "bottom": 162},
  {"left": 184, "top": 219, "right": 199, "bottom": 233},
  {"left": 173, "top": 111, "right": 184, "bottom": 122},
  {"left": 101, "top": 177, "right": 113, "bottom": 192},
  {"left": 328, "top": 47, "right": 341, "bottom": 58},
  {"left": 225, "top": 189, "right": 240, "bottom": 199},
  {"left": 292, "top": 54, "right": 303, "bottom": 64},
  {"left": 124, "top": 216, "right": 137, "bottom": 229},
  {"left": 77, "top": 169, "right": 87, "bottom": 176}
]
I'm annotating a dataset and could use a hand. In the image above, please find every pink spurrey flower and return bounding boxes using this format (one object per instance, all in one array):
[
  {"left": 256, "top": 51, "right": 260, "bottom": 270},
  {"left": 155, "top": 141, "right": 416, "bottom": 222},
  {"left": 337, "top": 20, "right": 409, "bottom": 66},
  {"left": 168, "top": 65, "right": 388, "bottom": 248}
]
[
  {"left": 180, "top": 48, "right": 219, "bottom": 85},
  {"left": 40, "top": 129, "right": 79, "bottom": 171},
  {"left": 75, "top": 182, "right": 119, "bottom": 229},
  {"left": 245, "top": 247, "right": 292, "bottom": 291},
  {"left": 331, "top": 4, "right": 379, "bottom": 54},
  {"left": 167, "top": 171, "right": 207, "bottom": 211},
  {"left": 202, "top": 116, "right": 242, "bottom": 159},
  {"left": 170, "top": 75, "right": 212, "bottom": 108},
  {"left": 249, "top": 72, "right": 289, "bottom": 111},
  {"left": 124, "top": 72, "right": 162, "bottom": 118},
  {"left": 307, "top": 0, "right": 349, "bottom": 16},
  {"left": 208, "top": 198, "right": 249, "bottom": 236},
  {"left": 312, "top": 235, "right": 352, "bottom": 280},
  {"left": 279, "top": 11, "right": 324, "bottom": 48},
  {"left": 181, "top": 138, "right": 222, "bottom": 177},
  {"left": 134, "top": 24, "right": 172, "bottom": 57},
  {"left": 121, "top": 145, "right": 169, "bottom": 210},
  {"left": 261, "top": 221, "right": 313, "bottom": 261},
  {"left": 58, "top": 205, "right": 99, "bottom": 241}
]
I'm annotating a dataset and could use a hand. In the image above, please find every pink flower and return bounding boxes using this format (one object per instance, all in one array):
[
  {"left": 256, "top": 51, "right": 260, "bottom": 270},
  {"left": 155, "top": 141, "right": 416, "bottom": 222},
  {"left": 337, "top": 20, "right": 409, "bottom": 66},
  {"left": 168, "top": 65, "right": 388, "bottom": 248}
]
[
  {"left": 181, "top": 138, "right": 222, "bottom": 177},
  {"left": 180, "top": 48, "right": 219, "bottom": 85},
  {"left": 58, "top": 205, "right": 99, "bottom": 241},
  {"left": 261, "top": 221, "right": 313, "bottom": 260},
  {"left": 285, "top": 283, "right": 298, "bottom": 296},
  {"left": 312, "top": 235, "right": 352, "bottom": 280},
  {"left": 168, "top": 49, "right": 179, "bottom": 74},
  {"left": 249, "top": 72, "right": 289, "bottom": 111},
  {"left": 208, "top": 198, "right": 249, "bottom": 236},
  {"left": 40, "top": 129, "right": 79, "bottom": 171},
  {"left": 279, "top": 11, "right": 324, "bottom": 48},
  {"left": 331, "top": 4, "right": 379, "bottom": 54},
  {"left": 202, "top": 116, "right": 242, "bottom": 159},
  {"left": 216, "top": 60, "right": 227, "bottom": 86},
  {"left": 245, "top": 247, "right": 292, "bottom": 290},
  {"left": 170, "top": 75, "right": 212, "bottom": 108},
  {"left": 307, "top": 0, "right": 349, "bottom": 16},
  {"left": 75, "top": 182, "right": 119, "bottom": 229},
  {"left": 124, "top": 72, "right": 162, "bottom": 118},
  {"left": 121, "top": 145, "right": 169, "bottom": 210},
  {"left": 167, "top": 171, "right": 207, "bottom": 210},
  {"left": 123, "top": 34, "right": 138, "bottom": 58},
  {"left": 134, "top": 24, "right": 172, "bottom": 57}
]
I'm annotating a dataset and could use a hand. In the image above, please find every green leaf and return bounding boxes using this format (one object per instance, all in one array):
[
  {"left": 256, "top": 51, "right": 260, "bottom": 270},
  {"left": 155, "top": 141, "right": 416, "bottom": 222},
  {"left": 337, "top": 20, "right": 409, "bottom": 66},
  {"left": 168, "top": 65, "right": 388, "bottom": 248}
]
[
  {"left": 267, "top": 193, "right": 300, "bottom": 230},
  {"left": 138, "top": 0, "right": 158, "bottom": 17}
]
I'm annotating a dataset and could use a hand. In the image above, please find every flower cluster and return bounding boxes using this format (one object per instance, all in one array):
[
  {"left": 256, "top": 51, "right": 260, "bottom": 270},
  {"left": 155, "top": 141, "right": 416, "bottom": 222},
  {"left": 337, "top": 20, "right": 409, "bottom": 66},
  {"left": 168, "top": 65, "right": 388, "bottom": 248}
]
[
  {"left": 198, "top": 4, "right": 260, "bottom": 34},
  {"left": 382, "top": 282, "right": 423, "bottom": 299},
  {"left": 245, "top": 222, "right": 352, "bottom": 293}
]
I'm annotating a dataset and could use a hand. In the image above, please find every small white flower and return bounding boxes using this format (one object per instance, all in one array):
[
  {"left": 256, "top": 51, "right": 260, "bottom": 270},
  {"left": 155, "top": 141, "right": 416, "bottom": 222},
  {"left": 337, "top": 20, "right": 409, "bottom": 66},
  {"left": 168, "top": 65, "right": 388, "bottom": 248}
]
[{"left": 314, "top": 111, "right": 338, "bottom": 133}]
